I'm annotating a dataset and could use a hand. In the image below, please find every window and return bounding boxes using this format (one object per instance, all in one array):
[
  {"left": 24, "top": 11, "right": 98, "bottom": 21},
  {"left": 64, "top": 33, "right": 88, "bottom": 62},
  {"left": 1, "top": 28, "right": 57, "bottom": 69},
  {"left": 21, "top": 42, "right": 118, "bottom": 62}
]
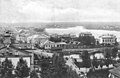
[
  {"left": 103, "top": 39, "right": 104, "bottom": 42},
  {"left": 57, "top": 45, "right": 59, "bottom": 47}
]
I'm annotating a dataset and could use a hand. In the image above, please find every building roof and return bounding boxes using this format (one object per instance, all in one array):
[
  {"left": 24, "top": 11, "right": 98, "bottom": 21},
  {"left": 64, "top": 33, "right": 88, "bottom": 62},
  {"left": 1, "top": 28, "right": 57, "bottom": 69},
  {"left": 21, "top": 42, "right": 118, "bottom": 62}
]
[
  {"left": 0, "top": 46, "right": 31, "bottom": 56},
  {"left": 99, "top": 34, "right": 116, "bottom": 38},
  {"left": 28, "top": 34, "right": 49, "bottom": 39},
  {"left": 55, "top": 42, "right": 66, "bottom": 45},
  {"left": 70, "top": 54, "right": 80, "bottom": 58},
  {"left": 44, "top": 40, "right": 54, "bottom": 45},
  {"left": 109, "top": 66, "right": 120, "bottom": 78}
]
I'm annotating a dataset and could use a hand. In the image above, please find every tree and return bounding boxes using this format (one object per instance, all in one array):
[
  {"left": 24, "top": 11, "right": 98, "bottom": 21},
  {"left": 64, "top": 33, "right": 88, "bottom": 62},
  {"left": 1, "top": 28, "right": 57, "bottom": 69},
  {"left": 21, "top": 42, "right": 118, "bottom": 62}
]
[
  {"left": 30, "top": 70, "right": 39, "bottom": 78},
  {"left": 111, "top": 47, "right": 118, "bottom": 58},
  {"left": 15, "top": 57, "right": 30, "bottom": 78},
  {"left": 99, "top": 59, "right": 105, "bottom": 69},
  {"left": 92, "top": 57, "right": 99, "bottom": 69},
  {"left": 1, "top": 57, "right": 13, "bottom": 78},
  {"left": 49, "top": 36, "right": 61, "bottom": 42},
  {"left": 65, "top": 67, "right": 80, "bottom": 78},
  {"left": 61, "top": 36, "right": 72, "bottom": 43},
  {"left": 40, "top": 52, "right": 81, "bottom": 78},
  {"left": 77, "top": 36, "right": 96, "bottom": 46},
  {"left": 104, "top": 48, "right": 112, "bottom": 59},
  {"left": 51, "top": 53, "right": 67, "bottom": 78},
  {"left": 40, "top": 56, "right": 52, "bottom": 78},
  {"left": 118, "top": 53, "right": 120, "bottom": 58},
  {"left": 81, "top": 51, "right": 91, "bottom": 68}
]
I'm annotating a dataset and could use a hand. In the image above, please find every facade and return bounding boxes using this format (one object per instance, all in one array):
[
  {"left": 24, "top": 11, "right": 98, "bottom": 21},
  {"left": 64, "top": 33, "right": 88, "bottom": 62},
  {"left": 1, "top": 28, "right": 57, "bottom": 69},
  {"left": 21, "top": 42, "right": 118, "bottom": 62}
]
[
  {"left": 63, "top": 44, "right": 89, "bottom": 49},
  {"left": 99, "top": 34, "right": 117, "bottom": 45},
  {"left": 44, "top": 41, "right": 66, "bottom": 49},
  {"left": 90, "top": 53, "right": 104, "bottom": 60}
]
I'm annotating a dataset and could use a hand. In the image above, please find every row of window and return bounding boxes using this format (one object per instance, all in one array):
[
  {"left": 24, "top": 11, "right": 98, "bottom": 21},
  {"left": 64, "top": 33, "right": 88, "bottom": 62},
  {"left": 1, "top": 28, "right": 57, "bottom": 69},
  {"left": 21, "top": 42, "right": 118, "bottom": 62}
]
[
  {"left": 45, "top": 44, "right": 89, "bottom": 49},
  {"left": 45, "top": 44, "right": 64, "bottom": 48},
  {"left": 103, "top": 39, "right": 115, "bottom": 43}
]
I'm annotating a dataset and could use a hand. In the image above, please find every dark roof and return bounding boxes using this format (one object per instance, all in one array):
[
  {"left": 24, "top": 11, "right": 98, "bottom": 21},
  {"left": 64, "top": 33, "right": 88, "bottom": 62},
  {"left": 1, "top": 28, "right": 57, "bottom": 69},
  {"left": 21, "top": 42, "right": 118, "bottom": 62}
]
[{"left": 0, "top": 46, "right": 31, "bottom": 56}]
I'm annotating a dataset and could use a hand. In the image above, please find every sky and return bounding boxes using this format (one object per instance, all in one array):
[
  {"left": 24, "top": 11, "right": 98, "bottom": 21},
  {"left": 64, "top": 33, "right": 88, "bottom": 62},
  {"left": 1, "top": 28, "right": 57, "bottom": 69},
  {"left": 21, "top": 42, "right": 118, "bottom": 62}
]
[{"left": 0, "top": 0, "right": 120, "bottom": 23}]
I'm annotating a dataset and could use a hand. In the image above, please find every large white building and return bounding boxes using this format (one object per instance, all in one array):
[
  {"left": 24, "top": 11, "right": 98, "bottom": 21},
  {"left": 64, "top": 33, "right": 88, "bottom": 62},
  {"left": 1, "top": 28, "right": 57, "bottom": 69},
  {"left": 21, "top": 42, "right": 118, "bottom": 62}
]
[{"left": 99, "top": 34, "right": 117, "bottom": 45}]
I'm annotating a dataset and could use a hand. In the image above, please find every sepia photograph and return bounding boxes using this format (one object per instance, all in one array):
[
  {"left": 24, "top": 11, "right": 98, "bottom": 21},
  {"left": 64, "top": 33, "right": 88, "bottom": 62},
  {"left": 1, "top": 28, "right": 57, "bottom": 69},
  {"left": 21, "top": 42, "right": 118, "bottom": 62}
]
[{"left": 0, "top": 0, "right": 120, "bottom": 78}]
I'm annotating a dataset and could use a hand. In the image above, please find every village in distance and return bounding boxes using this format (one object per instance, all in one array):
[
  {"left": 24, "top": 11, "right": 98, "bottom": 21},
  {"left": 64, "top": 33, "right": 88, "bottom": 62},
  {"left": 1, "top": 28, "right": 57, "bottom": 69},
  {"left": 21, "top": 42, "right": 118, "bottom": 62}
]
[{"left": 0, "top": 25, "right": 119, "bottom": 78}]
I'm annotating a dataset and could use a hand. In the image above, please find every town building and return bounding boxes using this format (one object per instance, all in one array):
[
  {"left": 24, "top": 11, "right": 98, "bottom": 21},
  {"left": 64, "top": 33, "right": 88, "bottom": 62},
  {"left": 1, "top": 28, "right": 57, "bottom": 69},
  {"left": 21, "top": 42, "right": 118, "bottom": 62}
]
[
  {"left": 90, "top": 52, "right": 104, "bottom": 60},
  {"left": 15, "top": 29, "right": 30, "bottom": 43},
  {"left": 16, "top": 34, "right": 28, "bottom": 43},
  {"left": 0, "top": 30, "right": 36, "bottom": 71},
  {"left": 12, "top": 43, "right": 35, "bottom": 50},
  {"left": 3, "top": 30, "right": 12, "bottom": 46},
  {"left": 27, "top": 34, "right": 49, "bottom": 44},
  {"left": 43, "top": 41, "right": 66, "bottom": 50},
  {"left": 99, "top": 34, "right": 117, "bottom": 46}
]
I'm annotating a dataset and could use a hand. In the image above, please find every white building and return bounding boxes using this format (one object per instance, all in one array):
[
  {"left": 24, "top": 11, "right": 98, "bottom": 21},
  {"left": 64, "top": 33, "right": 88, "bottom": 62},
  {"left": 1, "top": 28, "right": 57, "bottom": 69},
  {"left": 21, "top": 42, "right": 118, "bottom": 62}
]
[
  {"left": 27, "top": 34, "right": 49, "bottom": 44},
  {"left": 43, "top": 41, "right": 66, "bottom": 49},
  {"left": 90, "top": 53, "right": 104, "bottom": 60},
  {"left": 99, "top": 34, "right": 117, "bottom": 45}
]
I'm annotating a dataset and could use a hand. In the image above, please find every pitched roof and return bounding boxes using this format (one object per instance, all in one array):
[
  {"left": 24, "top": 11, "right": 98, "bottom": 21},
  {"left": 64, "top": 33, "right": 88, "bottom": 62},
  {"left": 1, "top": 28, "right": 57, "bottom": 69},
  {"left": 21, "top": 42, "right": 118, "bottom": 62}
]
[
  {"left": 109, "top": 66, "right": 120, "bottom": 77},
  {"left": 99, "top": 34, "right": 116, "bottom": 38},
  {"left": 28, "top": 34, "right": 49, "bottom": 39},
  {"left": 0, "top": 46, "right": 31, "bottom": 56}
]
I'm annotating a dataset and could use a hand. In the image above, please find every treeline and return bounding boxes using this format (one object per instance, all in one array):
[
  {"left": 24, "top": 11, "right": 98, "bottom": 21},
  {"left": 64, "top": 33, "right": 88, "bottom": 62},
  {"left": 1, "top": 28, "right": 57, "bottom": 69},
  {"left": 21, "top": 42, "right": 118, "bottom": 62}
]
[
  {"left": 38, "top": 53, "right": 81, "bottom": 78},
  {"left": 74, "top": 47, "right": 119, "bottom": 70},
  {"left": 0, "top": 57, "right": 30, "bottom": 78},
  {"left": 49, "top": 35, "right": 96, "bottom": 46}
]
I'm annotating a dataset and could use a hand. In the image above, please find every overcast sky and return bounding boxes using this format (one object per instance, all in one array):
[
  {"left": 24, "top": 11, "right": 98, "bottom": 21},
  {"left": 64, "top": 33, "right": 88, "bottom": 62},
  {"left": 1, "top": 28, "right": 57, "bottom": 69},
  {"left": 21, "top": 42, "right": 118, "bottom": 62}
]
[{"left": 0, "top": 0, "right": 120, "bottom": 23}]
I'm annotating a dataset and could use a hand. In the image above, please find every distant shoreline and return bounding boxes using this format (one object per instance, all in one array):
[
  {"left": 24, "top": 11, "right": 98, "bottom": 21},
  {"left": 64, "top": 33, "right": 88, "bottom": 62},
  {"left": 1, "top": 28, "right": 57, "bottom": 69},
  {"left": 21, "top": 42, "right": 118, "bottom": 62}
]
[{"left": 0, "top": 22, "right": 119, "bottom": 31}]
